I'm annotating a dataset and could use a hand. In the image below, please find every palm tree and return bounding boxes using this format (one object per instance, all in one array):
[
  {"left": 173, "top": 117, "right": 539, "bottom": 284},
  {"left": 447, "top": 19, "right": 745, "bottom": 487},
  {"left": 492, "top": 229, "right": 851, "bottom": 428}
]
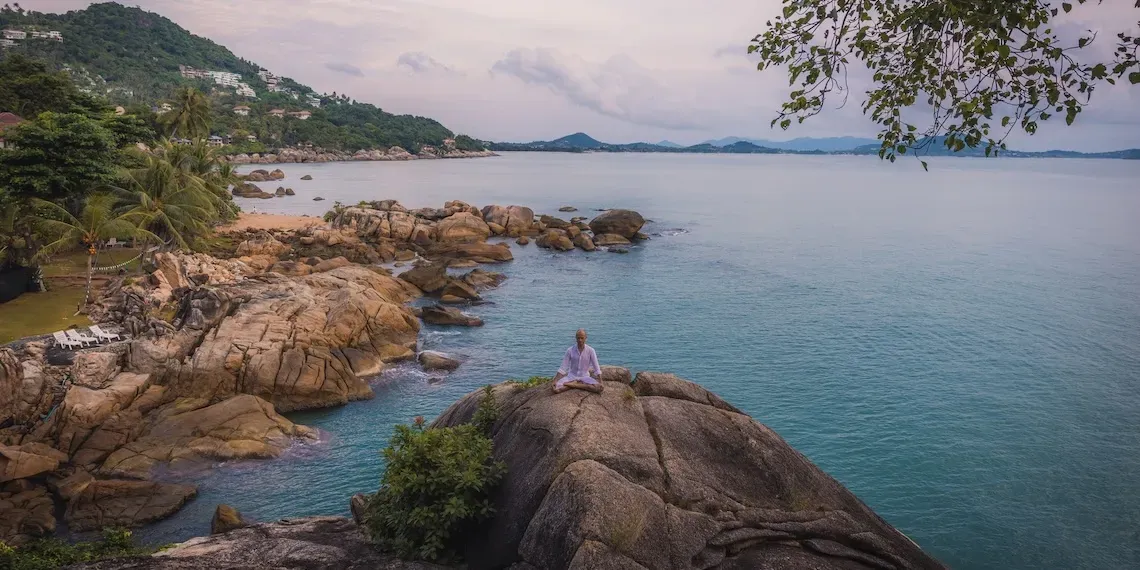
[
  {"left": 163, "top": 87, "right": 211, "bottom": 140},
  {"left": 111, "top": 155, "right": 219, "bottom": 250},
  {"left": 31, "top": 194, "right": 156, "bottom": 312}
]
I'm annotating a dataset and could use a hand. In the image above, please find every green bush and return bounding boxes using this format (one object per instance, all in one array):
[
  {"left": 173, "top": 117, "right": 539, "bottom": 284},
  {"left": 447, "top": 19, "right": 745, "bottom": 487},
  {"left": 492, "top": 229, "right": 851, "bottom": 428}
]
[
  {"left": 0, "top": 527, "right": 153, "bottom": 570},
  {"left": 364, "top": 418, "right": 505, "bottom": 563},
  {"left": 471, "top": 385, "right": 499, "bottom": 435}
]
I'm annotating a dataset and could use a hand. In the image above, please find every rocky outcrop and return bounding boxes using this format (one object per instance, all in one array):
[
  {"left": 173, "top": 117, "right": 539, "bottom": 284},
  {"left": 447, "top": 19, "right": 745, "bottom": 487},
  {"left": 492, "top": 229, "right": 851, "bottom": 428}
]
[
  {"left": 436, "top": 212, "right": 492, "bottom": 243},
  {"left": 427, "top": 242, "right": 513, "bottom": 263},
  {"left": 65, "top": 479, "right": 198, "bottom": 531},
  {"left": 160, "top": 266, "right": 420, "bottom": 412},
  {"left": 231, "top": 183, "right": 273, "bottom": 199},
  {"left": 434, "top": 372, "right": 944, "bottom": 569},
  {"left": 0, "top": 443, "right": 67, "bottom": 482},
  {"left": 481, "top": 205, "right": 535, "bottom": 237},
  {"left": 300, "top": 174, "right": 313, "bottom": 180},
  {"left": 98, "top": 395, "right": 315, "bottom": 480},
  {"left": 226, "top": 146, "right": 495, "bottom": 165},
  {"left": 420, "top": 305, "right": 483, "bottom": 327},
  {"left": 536, "top": 230, "right": 574, "bottom": 251},
  {"left": 235, "top": 232, "right": 291, "bottom": 258},
  {"left": 594, "top": 233, "right": 632, "bottom": 247},
  {"left": 418, "top": 351, "right": 460, "bottom": 371},
  {"left": 211, "top": 504, "right": 248, "bottom": 535},
  {"left": 589, "top": 209, "right": 646, "bottom": 239},
  {"left": 73, "top": 517, "right": 447, "bottom": 570},
  {"left": 0, "top": 480, "right": 56, "bottom": 545}
]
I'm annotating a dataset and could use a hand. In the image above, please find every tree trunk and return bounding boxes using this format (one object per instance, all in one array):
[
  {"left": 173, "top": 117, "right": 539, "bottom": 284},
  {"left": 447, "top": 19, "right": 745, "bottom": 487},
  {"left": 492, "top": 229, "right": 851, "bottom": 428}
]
[{"left": 78, "top": 252, "right": 94, "bottom": 315}]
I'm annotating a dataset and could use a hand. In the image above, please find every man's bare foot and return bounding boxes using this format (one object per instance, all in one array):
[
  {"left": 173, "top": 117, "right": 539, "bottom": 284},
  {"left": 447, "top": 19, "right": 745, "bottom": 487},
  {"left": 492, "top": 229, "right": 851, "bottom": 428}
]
[
  {"left": 580, "top": 382, "right": 604, "bottom": 394},
  {"left": 552, "top": 382, "right": 569, "bottom": 394}
]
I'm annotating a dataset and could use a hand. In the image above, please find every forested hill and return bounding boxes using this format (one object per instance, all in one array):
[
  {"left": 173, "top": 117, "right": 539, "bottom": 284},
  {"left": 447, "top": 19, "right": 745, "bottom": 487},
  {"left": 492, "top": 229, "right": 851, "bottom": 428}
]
[{"left": 0, "top": 2, "right": 481, "bottom": 152}]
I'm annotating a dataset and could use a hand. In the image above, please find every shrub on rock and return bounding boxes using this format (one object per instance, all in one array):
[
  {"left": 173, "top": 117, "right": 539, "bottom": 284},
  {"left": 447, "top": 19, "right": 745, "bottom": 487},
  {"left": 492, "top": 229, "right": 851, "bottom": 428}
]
[{"left": 363, "top": 418, "right": 505, "bottom": 563}]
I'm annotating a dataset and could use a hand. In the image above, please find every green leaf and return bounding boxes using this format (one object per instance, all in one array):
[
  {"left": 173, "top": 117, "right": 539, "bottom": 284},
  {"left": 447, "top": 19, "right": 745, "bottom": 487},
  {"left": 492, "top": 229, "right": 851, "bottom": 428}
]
[
  {"left": 1062, "top": 3, "right": 1072, "bottom": 13},
  {"left": 1130, "top": 72, "right": 1140, "bottom": 85},
  {"left": 921, "top": 161, "right": 929, "bottom": 172}
]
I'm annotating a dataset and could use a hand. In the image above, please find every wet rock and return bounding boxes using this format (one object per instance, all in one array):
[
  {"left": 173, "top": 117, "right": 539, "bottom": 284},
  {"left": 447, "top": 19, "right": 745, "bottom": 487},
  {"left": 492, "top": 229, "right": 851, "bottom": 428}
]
[
  {"left": 481, "top": 205, "right": 535, "bottom": 236},
  {"left": 269, "top": 168, "right": 286, "bottom": 180},
  {"left": 539, "top": 215, "right": 570, "bottom": 230},
  {"left": 285, "top": 188, "right": 295, "bottom": 196},
  {"left": 440, "top": 294, "right": 466, "bottom": 304},
  {"left": 558, "top": 206, "right": 578, "bottom": 212},
  {"left": 420, "top": 305, "right": 484, "bottom": 327},
  {"left": 243, "top": 169, "right": 271, "bottom": 182},
  {"left": 536, "top": 230, "right": 574, "bottom": 251},
  {"left": 65, "top": 479, "right": 198, "bottom": 531},
  {"left": 461, "top": 269, "right": 507, "bottom": 290},
  {"left": 231, "top": 183, "right": 273, "bottom": 199},
  {"left": 398, "top": 264, "right": 449, "bottom": 294},
  {"left": 300, "top": 175, "right": 313, "bottom": 180},
  {"left": 428, "top": 242, "right": 513, "bottom": 263},
  {"left": 275, "top": 187, "right": 286, "bottom": 196},
  {"left": 418, "top": 351, "right": 460, "bottom": 371},
  {"left": 440, "top": 279, "right": 480, "bottom": 301},
  {"left": 589, "top": 209, "right": 646, "bottom": 239},
  {"left": 610, "top": 247, "right": 630, "bottom": 254},
  {"left": 573, "top": 233, "right": 597, "bottom": 252},
  {"left": 313, "top": 197, "right": 325, "bottom": 201},
  {"left": 594, "top": 233, "right": 632, "bottom": 247},
  {"left": 516, "top": 236, "right": 530, "bottom": 246},
  {"left": 211, "top": 504, "right": 247, "bottom": 534}
]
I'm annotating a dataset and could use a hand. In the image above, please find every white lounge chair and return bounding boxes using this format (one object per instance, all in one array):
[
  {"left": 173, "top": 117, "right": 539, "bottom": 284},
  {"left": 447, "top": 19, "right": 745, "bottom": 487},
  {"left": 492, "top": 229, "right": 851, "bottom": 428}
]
[
  {"left": 89, "top": 325, "right": 121, "bottom": 342},
  {"left": 65, "top": 329, "right": 98, "bottom": 347},
  {"left": 53, "top": 331, "right": 83, "bottom": 350}
]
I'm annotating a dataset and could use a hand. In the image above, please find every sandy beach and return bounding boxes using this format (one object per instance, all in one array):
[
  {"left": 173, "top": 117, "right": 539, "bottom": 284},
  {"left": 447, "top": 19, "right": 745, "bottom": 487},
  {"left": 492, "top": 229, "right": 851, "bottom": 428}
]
[{"left": 218, "top": 213, "right": 328, "bottom": 233}]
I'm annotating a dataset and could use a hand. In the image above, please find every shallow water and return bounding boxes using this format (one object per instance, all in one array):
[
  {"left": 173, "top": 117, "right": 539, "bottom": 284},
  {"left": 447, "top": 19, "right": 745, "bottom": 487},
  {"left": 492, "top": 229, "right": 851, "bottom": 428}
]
[{"left": 138, "top": 154, "right": 1140, "bottom": 569}]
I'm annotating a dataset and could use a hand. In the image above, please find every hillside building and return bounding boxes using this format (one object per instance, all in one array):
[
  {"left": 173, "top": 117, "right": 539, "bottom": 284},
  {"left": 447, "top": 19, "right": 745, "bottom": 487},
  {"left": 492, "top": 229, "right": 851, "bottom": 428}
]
[
  {"left": 233, "top": 105, "right": 251, "bottom": 116},
  {"left": 0, "top": 112, "right": 25, "bottom": 149},
  {"left": 2, "top": 30, "right": 26, "bottom": 40}
]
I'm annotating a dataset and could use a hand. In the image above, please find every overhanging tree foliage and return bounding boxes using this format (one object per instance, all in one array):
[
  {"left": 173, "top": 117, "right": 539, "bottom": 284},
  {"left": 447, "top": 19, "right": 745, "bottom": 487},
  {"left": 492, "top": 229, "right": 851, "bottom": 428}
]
[{"left": 750, "top": 0, "right": 1140, "bottom": 165}]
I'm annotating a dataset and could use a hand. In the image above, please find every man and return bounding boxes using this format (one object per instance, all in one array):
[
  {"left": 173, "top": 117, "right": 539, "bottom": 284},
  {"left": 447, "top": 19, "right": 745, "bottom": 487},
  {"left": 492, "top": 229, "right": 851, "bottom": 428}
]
[{"left": 552, "top": 329, "right": 603, "bottom": 394}]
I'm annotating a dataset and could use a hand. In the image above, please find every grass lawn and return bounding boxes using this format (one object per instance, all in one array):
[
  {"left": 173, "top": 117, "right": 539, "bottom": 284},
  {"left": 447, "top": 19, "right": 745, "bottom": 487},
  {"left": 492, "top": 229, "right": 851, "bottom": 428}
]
[{"left": 0, "top": 281, "right": 91, "bottom": 345}]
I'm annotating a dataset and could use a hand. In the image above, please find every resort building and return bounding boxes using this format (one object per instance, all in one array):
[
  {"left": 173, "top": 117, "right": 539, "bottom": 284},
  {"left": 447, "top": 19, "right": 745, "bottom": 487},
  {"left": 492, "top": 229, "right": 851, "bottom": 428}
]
[
  {"left": 207, "top": 135, "right": 225, "bottom": 147},
  {"left": 307, "top": 95, "right": 321, "bottom": 108},
  {"left": 288, "top": 111, "right": 312, "bottom": 120},
  {"left": 235, "top": 84, "right": 256, "bottom": 98},
  {"left": 246, "top": 134, "right": 258, "bottom": 142},
  {"left": 158, "top": 103, "right": 173, "bottom": 114},
  {"left": 269, "top": 109, "right": 286, "bottom": 118},
  {"left": 0, "top": 39, "right": 15, "bottom": 48},
  {"left": 0, "top": 112, "right": 25, "bottom": 149},
  {"left": 30, "top": 30, "right": 63, "bottom": 41},
  {"left": 233, "top": 105, "right": 251, "bottom": 116},
  {"left": 2, "top": 30, "right": 26, "bottom": 40}
]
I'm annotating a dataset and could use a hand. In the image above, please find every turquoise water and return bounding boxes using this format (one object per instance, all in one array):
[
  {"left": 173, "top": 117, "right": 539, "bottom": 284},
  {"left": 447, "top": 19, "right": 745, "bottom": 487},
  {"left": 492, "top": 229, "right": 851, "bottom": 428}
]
[{"left": 139, "top": 154, "right": 1140, "bottom": 569}]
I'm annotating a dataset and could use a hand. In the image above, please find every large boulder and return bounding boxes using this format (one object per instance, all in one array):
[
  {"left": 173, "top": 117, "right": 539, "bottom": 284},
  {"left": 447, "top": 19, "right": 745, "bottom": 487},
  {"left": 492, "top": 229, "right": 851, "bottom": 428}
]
[
  {"left": 418, "top": 351, "right": 460, "bottom": 371},
  {"left": 211, "top": 504, "right": 247, "bottom": 535},
  {"left": 481, "top": 205, "right": 534, "bottom": 237},
  {"left": 398, "top": 264, "right": 449, "bottom": 294},
  {"left": 428, "top": 242, "right": 513, "bottom": 264},
  {"left": 69, "top": 517, "right": 446, "bottom": 570},
  {"left": 461, "top": 269, "right": 507, "bottom": 290},
  {"left": 433, "top": 373, "right": 945, "bottom": 570},
  {"left": 536, "top": 230, "right": 574, "bottom": 251},
  {"left": 0, "top": 443, "right": 67, "bottom": 483},
  {"left": 594, "top": 233, "right": 632, "bottom": 247},
  {"left": 420, "top": 305, "right": 484, "bottom": 327},
  {"left": 64, "top": 479, "right": 198, "bottom": 531},
  {"left": 0, "top": 481, "right": 56, "bottom": 546},
  {"left": 589, "top": 209, "right": 645, "bottom": 239},
  {"left": 159, "top": 266, "right": 420, "bottom": 412},
  {"left": 235, "top": 232, "right": 291, "bottom": 257},
  {"left": 436, "top": 212, "right": 492, "bottom": 243},
  {"left": 98, "top": 394, "right": 315, "bottom": 480}
]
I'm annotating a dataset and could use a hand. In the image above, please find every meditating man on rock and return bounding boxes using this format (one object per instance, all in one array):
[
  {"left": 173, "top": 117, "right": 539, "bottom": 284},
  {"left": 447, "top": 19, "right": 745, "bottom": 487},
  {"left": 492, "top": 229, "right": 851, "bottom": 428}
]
[{"left": 552, "top": 329, "right": 603, "bottom": 394}]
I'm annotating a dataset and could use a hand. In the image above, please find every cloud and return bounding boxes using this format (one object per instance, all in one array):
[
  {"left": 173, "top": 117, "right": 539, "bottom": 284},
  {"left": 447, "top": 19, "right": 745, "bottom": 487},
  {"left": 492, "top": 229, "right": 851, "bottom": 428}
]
[
  {"left": 397, "top": 52, "right": 460, "bottom": 75},
  {"left": 490, "top": 48, "right": 706, "bottom": 130},
  {"left": 325, "top": 62, "right": 364, "bottom": 77}
]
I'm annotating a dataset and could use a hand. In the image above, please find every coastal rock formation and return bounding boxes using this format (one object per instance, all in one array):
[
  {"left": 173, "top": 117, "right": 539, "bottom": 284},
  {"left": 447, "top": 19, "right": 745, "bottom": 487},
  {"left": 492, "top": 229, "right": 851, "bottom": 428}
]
[
  {"left": 235, "top": 232, "right": 291, "bottom": 257},
  {"left": 427, "top": 241, "right": 513, "bottom": 263},
  {"left": 231, "top": 183, "right": 273, "bottom": 199},
  {"left": 420, "top": 305, "right": 484, "bottom": 327},
  {"left": 0, "top": 481, "right": 55, "bottom": 545},
  {"left": 65, "top": 479, "right": 198, "bottom": 531},
  {"left": 418, "top": 351, "right": 460, "bottom": 371},
  {"left": 536, "top": 230, "right": 574, "bottom": 251},
  {"left": 589, "top": 209, "right": 646, "bottom": 239},
  {"left": 436, "top": 212, "right": 492, "bottom": 243},
  {"left": 160, "top": 266, "right": 420, "bottom": 412},
  {"left": 98, "top": 395, "right": 315, "bottom": 480},
  {"left": 559, "top": 206, "right": 578, "bottom": 212},
  {"left": 211, "top": 504, "right": 248, "bottom": 535},
  {"left": 434, "top": 372, "right": 944, "bottom": 569},
  {"left": 594, "top": 233, "right": 632, "bottom": 247},
  {"left": 481, "top": 205, "right": 535, "bottom": 236},
  {"left": 0, "top": 443, "right": 67, "bottom": 482},
  {"left": 225, "top": 146, "right": 495, "bottom": 165},
  {"left": 300, "top": 175, "right": 313, "bottom": 180},
  {"left": 72, "top": 517, "right": 447, "bottom": 570}
]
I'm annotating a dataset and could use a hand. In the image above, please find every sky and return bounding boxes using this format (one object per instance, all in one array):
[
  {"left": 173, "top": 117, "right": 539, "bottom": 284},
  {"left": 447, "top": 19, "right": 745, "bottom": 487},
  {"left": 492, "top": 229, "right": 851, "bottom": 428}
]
[{"left": 24, "top": 0, "right": 1140, "bottom": 151}]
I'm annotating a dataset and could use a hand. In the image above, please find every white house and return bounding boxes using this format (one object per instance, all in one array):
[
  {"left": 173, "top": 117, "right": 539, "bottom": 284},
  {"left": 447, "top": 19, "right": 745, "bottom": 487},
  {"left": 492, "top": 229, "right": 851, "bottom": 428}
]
[
  {"left": 207, "top": 135, "right": 225, "bottom": 147},
  {"left": 158, "top": 102, "right": 173, "bottom": 114},
  {"left": 307, "top": 95, "right": 321, "bottom": 108},
  {"left": 233, "top": 105, "right": 251, "bottom": 116},
  {"left": 0, "top": 39, "right": 15, "bottom": 49},
  {"left": 246, "top": 134, "right": 258, "bottom": 142},
  {"left": 235, "top": 84, "right": 256, "bottom": 98},
  {"left": 2, "top": 30, "right": 26, "bottom": 40},
  {"left": 269, "top": 109, "right": 286, "bottom": 118},
  {"left": 30, "top": 30, "right": 63, "bottom": 41},
  {"left": 288, "top": 111, "right": 312, "bottom": 120}
]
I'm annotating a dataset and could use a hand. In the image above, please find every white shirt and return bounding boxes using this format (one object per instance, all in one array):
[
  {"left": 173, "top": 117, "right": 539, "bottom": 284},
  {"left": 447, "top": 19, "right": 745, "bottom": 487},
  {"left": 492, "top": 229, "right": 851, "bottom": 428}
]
[{"left": 558, "top": 344, "right": 602, "bottom": 384}]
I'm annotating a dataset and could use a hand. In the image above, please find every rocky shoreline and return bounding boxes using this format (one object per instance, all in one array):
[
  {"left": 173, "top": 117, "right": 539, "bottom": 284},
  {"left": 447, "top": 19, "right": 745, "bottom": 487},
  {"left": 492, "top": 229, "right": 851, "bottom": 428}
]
[
  {"left": 1, "top": 200, "right": 944, "bottom": 568},
  {"left": 224, "top": 146, "right": 497, "bottom": 165}
]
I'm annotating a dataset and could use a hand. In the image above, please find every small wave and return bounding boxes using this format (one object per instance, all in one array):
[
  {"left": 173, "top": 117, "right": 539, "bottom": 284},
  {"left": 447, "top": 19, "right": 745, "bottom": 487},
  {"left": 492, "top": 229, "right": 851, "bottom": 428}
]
[{"left": 653, "top": 228, "right": 690, "bottom": 237}]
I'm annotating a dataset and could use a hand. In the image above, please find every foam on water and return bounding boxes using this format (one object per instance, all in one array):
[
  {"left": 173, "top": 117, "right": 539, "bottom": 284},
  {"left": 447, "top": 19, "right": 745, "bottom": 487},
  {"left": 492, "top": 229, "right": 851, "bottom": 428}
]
[{"left": 134, "top": 154, "right": 1140, "bottom": 570}]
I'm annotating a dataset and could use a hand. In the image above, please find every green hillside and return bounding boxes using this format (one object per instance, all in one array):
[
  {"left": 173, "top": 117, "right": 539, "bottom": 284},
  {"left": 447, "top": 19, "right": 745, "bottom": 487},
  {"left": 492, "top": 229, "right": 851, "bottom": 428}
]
[{"left": 0, "top": 2, "right": 479, "bottom": 152}]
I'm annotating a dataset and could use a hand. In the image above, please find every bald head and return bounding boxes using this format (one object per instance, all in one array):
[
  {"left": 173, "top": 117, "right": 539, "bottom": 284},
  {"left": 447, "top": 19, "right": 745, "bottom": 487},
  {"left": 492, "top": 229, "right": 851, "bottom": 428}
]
[{"left": 576, "top": 329, "right": 587, "bottom": 349}]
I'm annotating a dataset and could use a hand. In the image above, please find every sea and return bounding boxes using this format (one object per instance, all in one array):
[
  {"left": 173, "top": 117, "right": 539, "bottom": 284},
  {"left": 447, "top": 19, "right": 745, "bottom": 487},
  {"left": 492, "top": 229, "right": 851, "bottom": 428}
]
[{"left": 136, "top": 153, "right": 1140, "bottom": 569}]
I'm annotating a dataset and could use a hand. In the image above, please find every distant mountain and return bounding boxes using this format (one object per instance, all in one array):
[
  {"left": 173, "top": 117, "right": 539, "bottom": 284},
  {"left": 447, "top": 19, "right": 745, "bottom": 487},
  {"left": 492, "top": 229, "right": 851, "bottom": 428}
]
[
  {"left": 0, "top": 2, "right": 476, "bottom": 152},
  {"left": 655, "top": 140, "right": 683, "bottom": 148},
  {"left": 701, "top": 136, "right": 879, "bottom": 152},
  {"left": 488, "top": 132, "right": 1140, "bottom": 160}
]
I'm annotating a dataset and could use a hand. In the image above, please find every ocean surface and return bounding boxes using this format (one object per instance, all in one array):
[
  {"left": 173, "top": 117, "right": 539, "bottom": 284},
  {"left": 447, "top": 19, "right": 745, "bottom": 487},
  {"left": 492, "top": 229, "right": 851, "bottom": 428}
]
[{"left": 137, "top": 153, "right": 1140, "bottom": 569}]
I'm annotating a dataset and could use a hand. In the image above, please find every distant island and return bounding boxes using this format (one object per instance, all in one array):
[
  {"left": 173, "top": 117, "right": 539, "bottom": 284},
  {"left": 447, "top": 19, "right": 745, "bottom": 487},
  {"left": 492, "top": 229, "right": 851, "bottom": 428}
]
[{"left": 488, "top": 132, "right": 1140, "bottom": 160}]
